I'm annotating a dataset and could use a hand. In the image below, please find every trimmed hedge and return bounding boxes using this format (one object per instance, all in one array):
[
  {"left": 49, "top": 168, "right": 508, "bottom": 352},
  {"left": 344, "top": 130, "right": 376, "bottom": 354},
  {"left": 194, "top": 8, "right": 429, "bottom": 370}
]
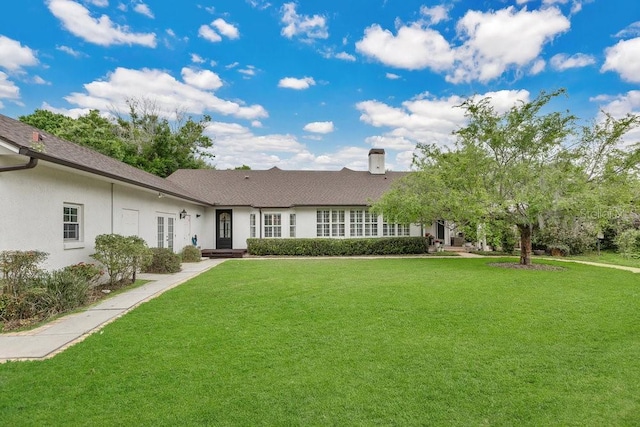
[
  {"left": 143, "top": 248, "right": 182, "bottom": 274},
  {"left": 247, "top": 237, "right": 428, "bottom": 256}
]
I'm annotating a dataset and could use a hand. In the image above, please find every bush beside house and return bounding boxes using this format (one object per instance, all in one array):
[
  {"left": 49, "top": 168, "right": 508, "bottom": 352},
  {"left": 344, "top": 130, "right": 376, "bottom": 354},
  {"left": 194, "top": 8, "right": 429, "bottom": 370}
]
[{"left": 247, "top": 237, "right": 428, "bottom": 256}]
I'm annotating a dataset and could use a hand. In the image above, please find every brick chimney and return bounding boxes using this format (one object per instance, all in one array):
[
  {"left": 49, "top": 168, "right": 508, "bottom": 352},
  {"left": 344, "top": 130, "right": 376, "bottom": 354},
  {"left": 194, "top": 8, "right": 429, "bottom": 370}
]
[{"left": 368, "top": 148, "right": 385, "bottom": 175}]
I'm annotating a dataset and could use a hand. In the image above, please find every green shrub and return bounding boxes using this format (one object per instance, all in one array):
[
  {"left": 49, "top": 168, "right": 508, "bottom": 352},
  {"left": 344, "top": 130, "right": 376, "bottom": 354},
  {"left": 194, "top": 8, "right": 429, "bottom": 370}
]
[
  {"left": 0, "top": 287, "right": 48, "bottom": 321},
  {"left": 143, "top": 248, "right": 182, "bottom": 274},
  {"left": 41, "top": 269, "right": 91, "bottom": 314},
  {"left": 63, "top": 262, "right": 103, "bottom": 285},
  {"left": 0, "top": 250, "right": 48, "bottom": 296},
  {"left": 247, "top": 237, "right": 428, "bottom": 257},
  {"left": 92, "top": 234, "right": 151, "bottom": 285},
  {"left": 547, "top": 243, "right": 570, "bottom": 257},
  {"left": 180, "top": 245, "right": 202, "bottom": 263},
  {"left": 614, "top": 228, "right": 640, "bottom": 258}
]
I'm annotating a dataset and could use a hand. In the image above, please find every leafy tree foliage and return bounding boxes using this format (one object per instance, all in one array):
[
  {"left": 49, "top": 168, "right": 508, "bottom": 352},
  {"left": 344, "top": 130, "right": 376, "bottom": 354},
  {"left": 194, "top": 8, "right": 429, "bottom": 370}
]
[
  {"left": 374, "top": 89, "right": 640, "bottom": 265},
  {"left": 19, "top": 99, "right": 214, "bottom": 177}
]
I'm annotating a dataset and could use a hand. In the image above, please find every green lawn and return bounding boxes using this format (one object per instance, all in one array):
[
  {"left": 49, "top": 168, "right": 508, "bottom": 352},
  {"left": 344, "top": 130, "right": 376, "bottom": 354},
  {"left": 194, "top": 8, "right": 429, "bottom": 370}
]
[
  {"left": 1, "top": 258, "right": 639, "bottom": 426},
  {"left": 567, "top": 250, "right": 640, "bottom": 269}
]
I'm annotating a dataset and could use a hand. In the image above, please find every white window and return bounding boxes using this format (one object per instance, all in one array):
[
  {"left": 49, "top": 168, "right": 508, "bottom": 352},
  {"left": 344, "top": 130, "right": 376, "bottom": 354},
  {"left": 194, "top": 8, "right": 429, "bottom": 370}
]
[
  {"left": 250, "top": 213, "right": 256, "bottom": 238},
  {"left": 264, "top": 213, "right": 282, "bottom": 238},
  {"left": 289, "top": 213, "right": 296, "bottom": 238},
  {"left": 350, "top": 210, "right": 363, "bottom": 236},
  {"left": 316, "top": 210, "right": 345, "bottom": 237},
  {"left": 317, "top": 210, "right": 330, "bottom": 237},
  {"left": 383, "top": 218, "right": 410, "bottom": 237},
  {"left": 63, "top": 204, "right": 82, "bottom": 241},
  {"left": 397, "top": 224, "right": 411, "bottom": 236},
  {"left": 351, "top": 210, "right": 378, "bottom": 237}
]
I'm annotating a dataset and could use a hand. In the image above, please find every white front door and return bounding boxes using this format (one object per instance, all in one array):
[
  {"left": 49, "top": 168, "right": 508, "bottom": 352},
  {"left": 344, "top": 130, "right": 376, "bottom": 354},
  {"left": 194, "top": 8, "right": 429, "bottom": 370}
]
[{"left": 157, "top": 214, "right": 176, "bottom": 251}]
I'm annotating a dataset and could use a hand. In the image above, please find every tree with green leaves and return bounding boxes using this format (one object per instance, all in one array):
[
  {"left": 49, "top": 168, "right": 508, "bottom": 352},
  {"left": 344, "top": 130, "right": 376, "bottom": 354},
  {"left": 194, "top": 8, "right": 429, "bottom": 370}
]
[
  {"left": 19, "top": 99, "right": 215, "bottom": 178},
  {"left": 373, "top": 89, "right": 639, "bottom": 265}
]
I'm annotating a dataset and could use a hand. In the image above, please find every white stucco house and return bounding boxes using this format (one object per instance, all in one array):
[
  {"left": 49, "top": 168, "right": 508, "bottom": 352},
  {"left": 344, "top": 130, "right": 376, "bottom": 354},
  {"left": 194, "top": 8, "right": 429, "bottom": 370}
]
[{"left": 0, "top": 114, "right": 450, "bottom": 269}]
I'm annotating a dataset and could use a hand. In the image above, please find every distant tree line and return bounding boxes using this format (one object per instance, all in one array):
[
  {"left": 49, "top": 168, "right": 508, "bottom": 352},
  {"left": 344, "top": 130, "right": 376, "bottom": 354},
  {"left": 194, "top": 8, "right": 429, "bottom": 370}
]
[{"left": 19, "top": 98, "right": 215, "bottom": 178}]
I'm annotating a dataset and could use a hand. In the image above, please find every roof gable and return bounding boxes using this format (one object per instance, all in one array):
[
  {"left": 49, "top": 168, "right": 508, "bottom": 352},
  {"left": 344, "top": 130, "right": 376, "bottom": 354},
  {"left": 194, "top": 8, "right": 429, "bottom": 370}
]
[{"left": 0, "top": 114, "right": 207, "bottom": 204}]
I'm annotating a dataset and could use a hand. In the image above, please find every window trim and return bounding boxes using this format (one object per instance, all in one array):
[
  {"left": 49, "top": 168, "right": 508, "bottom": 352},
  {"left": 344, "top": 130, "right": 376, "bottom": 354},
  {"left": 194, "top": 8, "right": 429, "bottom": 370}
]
[
  {"left": 264, "top": 213, "right": 282, "bottom": 238},
  {"left": 63, "top": 203, "right": 84, "bottom": 249}
]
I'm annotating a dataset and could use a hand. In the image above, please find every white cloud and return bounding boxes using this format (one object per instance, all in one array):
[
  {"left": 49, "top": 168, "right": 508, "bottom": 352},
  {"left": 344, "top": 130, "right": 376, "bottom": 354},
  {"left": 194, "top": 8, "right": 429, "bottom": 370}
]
[
  {"left": 450, "top": 6, "right": 570, "bottom": 83},
  {"left": 198, "top": 24, "right": 222, "bottom": 42},
  {"left": 212, "top": 18, "right": 239, "bottom": 39},
  {"left": 190, "top": 53, "right": 206, "bottom": 64},
  {"left": 614, "top": 21, "right": 640, "bottom": 39},
  {"left": 199, "top": 18, "right": 239, "bottom": 42},
  {"left": 41, "top": 101, "right": 93, "bottom": 119},
  {"left": 334, "top": 52, "right": 356, "bottom": 61},
  {"left": 281, "top": 2, "right": 328, "bottom": 41},
  {"left": 601, "top": 37, "right": 640, "bottom": 83},
  {"left": 529, "top": 59, "right": 546, "bottom": 74},
  {"left": 386, "top": 73, "right": 401, "bottom": 80},
  {"left": 420, "top": 5, "right": 449, "bottom": 24},
  {"left": 550, "top": 53, "right": 595, "bottom": 70},
  {"left": 246, "top": 0, "right": 271, "bottom": 10},
  {"left": 591, "top": 90, "right": 640, "bottom": 118},
  {"left": 356, "top": 23, "right": 454, "bottom": 71},
  {"left": 589, "top": 90, "right": 640, "bottom": 144},
  {"left": 86, "top": 0, "right": 108, "bottom": 6},
  {"left": 0, "top": 36, "right": 38, "bottom": 71},
  {"left": 0, "top": 71, "right": 20, "bottom": 105},
  {"left": 133, "top": 2, "right": 154, "bottom": 19},
  {"left": 56, "top": 44, "right": 84, "bottom": 57},
  {"left": 181, "top": 67, "right": 223, "bottom": 90},
  {"left": 278, "top": 76, "right": 316, "bottom": 90},
  {"left": 303, "top": 121, "right": 334, "bottom": 134},
  {"left": 357, "top": 90, "right": 531, "bottom": 152},
  {"left": 58, "top": 67, "right": 267, "bottom": 120},
  {"left": 47, "top": 0, "right": 157, "bottom": 47},
  {"left": 239, "top": 66, "right": 257, "bottom": 77},
  {"left": 357, "top": 6, "right": 570, "bottom": 83},
  {"left": 33, "top": 75, "right": 50, "bottom": 85}
]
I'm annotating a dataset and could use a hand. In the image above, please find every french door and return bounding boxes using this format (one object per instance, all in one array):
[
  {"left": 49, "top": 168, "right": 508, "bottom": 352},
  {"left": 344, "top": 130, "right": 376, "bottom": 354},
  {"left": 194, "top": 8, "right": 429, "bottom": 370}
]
[{"left": 157, "top": 215, "right": 176, "bottom": 251}]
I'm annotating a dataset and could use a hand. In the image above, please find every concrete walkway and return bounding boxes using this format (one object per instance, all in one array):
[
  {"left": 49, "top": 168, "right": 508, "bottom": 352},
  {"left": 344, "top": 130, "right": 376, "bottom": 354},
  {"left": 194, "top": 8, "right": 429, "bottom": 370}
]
[{"left": 0, "top": 258, "right": 226, "bottom": 362}]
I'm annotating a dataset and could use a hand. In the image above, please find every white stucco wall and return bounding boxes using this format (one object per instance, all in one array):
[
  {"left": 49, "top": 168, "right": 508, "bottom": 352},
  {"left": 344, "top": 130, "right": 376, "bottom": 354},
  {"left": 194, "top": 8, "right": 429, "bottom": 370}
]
[
  {"left": 208, "top": 206, "right": 431, "bottom": 250},
  {"left": 0, "top": 161, "right": 205, "bottom": 270}
]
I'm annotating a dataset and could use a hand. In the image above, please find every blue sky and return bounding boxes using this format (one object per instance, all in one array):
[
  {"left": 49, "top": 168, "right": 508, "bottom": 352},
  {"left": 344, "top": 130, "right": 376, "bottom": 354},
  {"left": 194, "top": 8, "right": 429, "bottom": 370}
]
[{"left": 1, "top": 0, "right": 639, "bottom": 170}]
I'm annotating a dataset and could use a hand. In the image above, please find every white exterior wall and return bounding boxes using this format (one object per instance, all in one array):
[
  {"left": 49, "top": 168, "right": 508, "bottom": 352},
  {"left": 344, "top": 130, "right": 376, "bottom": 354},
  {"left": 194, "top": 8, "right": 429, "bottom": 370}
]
[
  {"left": 0, "top": 162, "right": 205, "bottom": 270},
  {"left": 213, "top": 206, "right": 428, "bottom": 250}
]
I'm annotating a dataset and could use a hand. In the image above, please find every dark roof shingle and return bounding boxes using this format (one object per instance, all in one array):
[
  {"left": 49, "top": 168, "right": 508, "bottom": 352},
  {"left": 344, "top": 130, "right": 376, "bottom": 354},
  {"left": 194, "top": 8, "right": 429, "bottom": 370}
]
[
  {"left": 168, "top": 167, "right": 408, "bottom": 207},
  {"left": 0, "top": 114, "right": 207, "bottom": 204}
]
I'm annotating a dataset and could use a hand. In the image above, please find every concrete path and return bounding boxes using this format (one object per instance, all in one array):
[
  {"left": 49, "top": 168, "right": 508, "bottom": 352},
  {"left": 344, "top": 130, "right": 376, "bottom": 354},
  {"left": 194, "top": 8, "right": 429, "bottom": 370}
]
[
  {"left": 0, "top": 259, "right": 226, "bottom": 362},
  {"left": 540, "top": 257, "right": 640, "bottom": 274}
]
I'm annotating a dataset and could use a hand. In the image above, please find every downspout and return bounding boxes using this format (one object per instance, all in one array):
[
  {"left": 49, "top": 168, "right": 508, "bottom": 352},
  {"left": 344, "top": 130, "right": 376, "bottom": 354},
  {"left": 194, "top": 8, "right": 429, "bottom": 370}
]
[
  {"left": 0, "top": 152, "right": 38, "bottom": 173},
  {"left": 111, "top": 183, "right": 114, "bottom": 234}
]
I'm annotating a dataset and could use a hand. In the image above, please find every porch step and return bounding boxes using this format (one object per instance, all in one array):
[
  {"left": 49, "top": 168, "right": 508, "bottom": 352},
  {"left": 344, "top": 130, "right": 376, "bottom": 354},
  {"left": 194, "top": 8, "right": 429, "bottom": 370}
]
[{"left": 201, "top": 249, "right": 246, "bottom": 259}]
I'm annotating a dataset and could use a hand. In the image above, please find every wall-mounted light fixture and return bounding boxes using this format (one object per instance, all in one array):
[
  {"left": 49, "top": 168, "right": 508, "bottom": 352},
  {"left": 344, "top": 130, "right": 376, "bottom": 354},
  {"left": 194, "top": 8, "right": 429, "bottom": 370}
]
[
  {"left": 179, "top": 209, "right": 187, "bottom": 219},
  {"left": 158, "top": 192, "right": 164, "bottom": 198},
  {"left": 196, "top": 214, "right": 201, "bottom": 218}
]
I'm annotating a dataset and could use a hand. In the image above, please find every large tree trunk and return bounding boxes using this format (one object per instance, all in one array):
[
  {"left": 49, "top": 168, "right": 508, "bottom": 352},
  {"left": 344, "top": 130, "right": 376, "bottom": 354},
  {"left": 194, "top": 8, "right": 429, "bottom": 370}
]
[{"left": 518, "top": 224, "right": 532, "bottom": 266}]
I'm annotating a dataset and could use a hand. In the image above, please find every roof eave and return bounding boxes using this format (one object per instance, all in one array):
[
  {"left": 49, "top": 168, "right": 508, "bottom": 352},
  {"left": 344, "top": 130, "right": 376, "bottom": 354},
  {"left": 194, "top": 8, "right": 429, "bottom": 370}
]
[{"left": 24, "top": 148, "right": 211, "bottom": 206}]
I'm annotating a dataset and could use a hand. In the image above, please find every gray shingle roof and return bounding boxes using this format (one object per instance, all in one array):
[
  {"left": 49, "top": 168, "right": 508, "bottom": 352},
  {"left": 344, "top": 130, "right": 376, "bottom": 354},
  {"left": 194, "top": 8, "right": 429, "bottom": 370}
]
[
  {"left": 168, "top": 167, "right": 408, "bottom": 208},
  {"left": 0, "top": 114, "right": 207, "bottom": 204}
]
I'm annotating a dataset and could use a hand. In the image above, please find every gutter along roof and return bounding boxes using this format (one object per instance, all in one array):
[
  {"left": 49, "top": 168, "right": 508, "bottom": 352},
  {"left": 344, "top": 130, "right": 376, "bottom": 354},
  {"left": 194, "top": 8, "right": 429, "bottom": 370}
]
[{"left": 0, "top": 114, "right": 208, "bottom": 205}]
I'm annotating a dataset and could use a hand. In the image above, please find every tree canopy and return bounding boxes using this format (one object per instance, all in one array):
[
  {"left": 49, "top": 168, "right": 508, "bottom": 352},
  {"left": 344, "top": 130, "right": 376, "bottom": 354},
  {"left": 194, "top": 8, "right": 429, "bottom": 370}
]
[
  {"left": 19, "top": 99, "right": 214, "bottom": 177},
  {"left": 373, "top": 89, "right": 640, "bottom": 265}
]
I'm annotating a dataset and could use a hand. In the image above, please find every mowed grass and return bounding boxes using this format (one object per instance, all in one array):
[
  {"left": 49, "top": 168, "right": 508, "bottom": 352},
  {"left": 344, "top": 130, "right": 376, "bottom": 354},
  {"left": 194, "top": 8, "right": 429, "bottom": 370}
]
[
  {"left": 568, "top": 250, "right": 640, "bottom": 269},
  {"left": 1, "top": 258, "right": 639, "bottom": 426}
]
